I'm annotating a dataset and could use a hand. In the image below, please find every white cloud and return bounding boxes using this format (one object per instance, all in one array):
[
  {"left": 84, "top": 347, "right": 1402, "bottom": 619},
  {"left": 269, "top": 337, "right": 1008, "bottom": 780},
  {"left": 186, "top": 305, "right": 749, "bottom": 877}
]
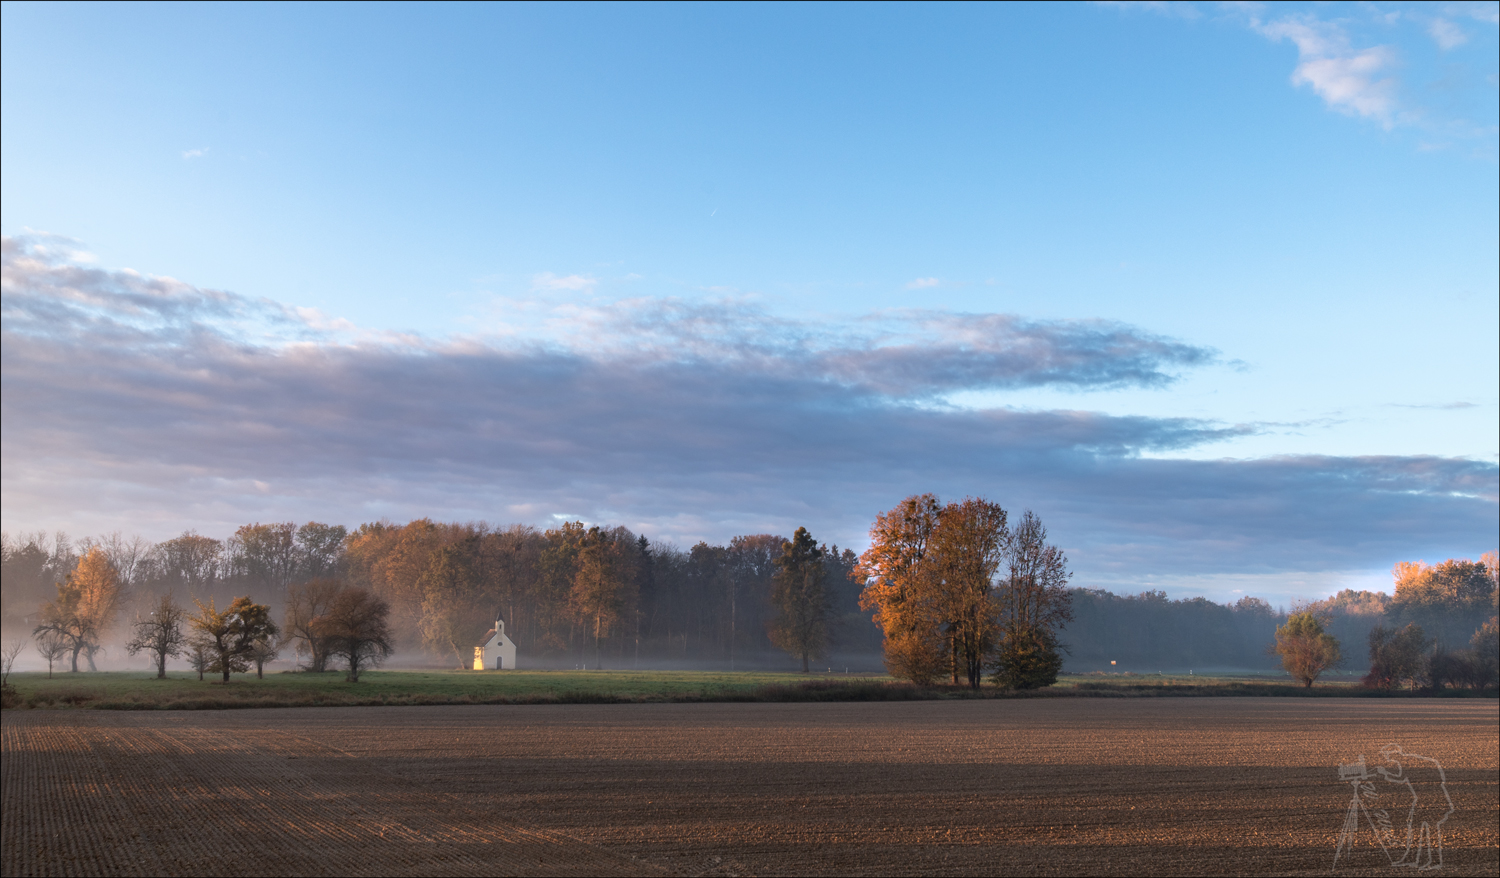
[
  {"left": 1428, "top": 18, "right": 1469, "bottom": 50},
  {"left": 532, "top": 272, "right": 598, "bottom": 293},
  {"left": 905, "top": 277, "right": 940, "bottom": 289},
  {"left": 181, "top": 148, "right": 208, "bottom": 160},
  {"left": 292, "top": 306, "right": 356, "bottom": 333},
  {"left": 1465, "top": 3, "right": 1499, "bottom": 26},
  {"left": 1099, "top": 2, "right": 1498, "bottom": 152},
  {"left": 1253, "top": 16, "right": 1400, "bottom": 127}
]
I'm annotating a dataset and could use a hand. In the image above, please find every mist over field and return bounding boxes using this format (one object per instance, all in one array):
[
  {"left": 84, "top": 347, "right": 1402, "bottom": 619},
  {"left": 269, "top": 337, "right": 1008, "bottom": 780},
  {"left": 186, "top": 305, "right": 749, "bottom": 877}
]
[{"left": 6, "top": 521, "right": 1492, "bottom": 681}]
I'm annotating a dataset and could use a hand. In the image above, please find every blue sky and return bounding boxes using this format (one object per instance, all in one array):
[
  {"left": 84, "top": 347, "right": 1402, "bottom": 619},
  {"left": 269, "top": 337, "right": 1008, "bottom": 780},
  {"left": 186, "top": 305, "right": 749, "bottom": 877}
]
[{"left": 3, "top": 1, "right": 1496, "bottom": 604}]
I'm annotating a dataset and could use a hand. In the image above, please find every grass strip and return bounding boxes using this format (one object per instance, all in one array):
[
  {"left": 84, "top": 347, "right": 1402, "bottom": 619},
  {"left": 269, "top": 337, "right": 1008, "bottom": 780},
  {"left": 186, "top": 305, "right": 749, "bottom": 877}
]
[{"left": 4, "top": 669, "right": 1491, "bottom": 710}]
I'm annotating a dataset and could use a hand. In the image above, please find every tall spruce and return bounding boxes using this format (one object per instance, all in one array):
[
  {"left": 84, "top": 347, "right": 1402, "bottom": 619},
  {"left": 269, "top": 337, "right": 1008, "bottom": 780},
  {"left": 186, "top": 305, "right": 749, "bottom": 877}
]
[{"left": 771, "top": 527, "right": 834, "bottom": 672}]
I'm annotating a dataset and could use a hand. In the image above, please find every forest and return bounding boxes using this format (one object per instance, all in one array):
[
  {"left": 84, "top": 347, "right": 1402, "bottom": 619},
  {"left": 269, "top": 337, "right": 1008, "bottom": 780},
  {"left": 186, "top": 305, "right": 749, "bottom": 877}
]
[
  {"left": 2, "top": 523, "right": 1494, "bottom": 676},
  {"left": 1, "top": 522, "right": 870, "bottom": 670}
]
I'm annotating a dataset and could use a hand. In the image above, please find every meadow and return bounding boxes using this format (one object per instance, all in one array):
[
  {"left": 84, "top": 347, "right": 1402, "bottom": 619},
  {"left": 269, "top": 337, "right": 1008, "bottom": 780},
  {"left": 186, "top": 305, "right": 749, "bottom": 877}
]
[{"left": 3, "top": 666, "right": 1457, "bottom": 711}]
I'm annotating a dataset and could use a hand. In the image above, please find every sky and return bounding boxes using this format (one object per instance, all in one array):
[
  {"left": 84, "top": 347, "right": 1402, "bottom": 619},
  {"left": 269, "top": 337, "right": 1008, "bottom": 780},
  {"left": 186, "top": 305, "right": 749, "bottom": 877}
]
[{"left": 3, "top": 1, "right": 1497, "bottom": 605}]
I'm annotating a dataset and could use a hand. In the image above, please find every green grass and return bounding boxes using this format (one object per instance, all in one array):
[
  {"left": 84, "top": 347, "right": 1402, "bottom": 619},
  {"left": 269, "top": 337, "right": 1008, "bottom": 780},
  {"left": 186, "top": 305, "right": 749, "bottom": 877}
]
[
  {"left": 2, "top": 668, "right": 897, "bottom": 710},
  {"left": 3, "top": 668, "right": 1488, "bottom": 710}
]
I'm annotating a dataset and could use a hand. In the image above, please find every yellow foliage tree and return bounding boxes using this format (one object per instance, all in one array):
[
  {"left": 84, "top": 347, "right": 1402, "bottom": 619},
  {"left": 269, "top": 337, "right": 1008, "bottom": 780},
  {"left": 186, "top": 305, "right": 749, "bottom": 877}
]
[
  {"left": 32, "top": 548, "right": 122, "bottom": 672},
  {"left": 856, "top": 495, "right": 946, "bottom": 684}
]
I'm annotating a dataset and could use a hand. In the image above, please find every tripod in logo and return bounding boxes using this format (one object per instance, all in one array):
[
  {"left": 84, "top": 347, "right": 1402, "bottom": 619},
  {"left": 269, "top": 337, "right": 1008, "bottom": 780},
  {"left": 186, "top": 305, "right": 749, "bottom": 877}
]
[{"left": 1334, "top": 744, "right": 1453, "bottom": 871}]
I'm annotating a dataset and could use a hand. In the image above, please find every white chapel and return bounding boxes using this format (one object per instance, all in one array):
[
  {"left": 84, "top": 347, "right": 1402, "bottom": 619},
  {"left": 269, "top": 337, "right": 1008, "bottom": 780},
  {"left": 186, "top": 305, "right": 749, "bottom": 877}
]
[{"left": 473, "top": 618, "right": 518, "bottom": 670}]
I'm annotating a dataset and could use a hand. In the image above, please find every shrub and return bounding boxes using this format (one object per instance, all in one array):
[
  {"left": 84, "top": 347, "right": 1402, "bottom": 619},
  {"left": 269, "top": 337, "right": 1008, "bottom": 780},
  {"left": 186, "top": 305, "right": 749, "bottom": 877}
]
[{"left": 991, "top": 626, "right": 1064, "bottom": 690}]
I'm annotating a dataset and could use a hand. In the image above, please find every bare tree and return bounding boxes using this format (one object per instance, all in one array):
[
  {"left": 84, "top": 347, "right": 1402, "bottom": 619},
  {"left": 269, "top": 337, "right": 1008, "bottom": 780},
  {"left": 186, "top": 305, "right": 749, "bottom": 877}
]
[
  {"left": 125, "top": 594, "right": 188, "bottom": 678},
  {"left": 150, "top": 531, "right": 223, "bottom": 602},
  {"left": 314, "top": 588, "right": 394, "bottom": 682},
  {"left": 36, "top": 632, "right": 70, "bottom": 679},
  {"left": 1, "top": 639, "right": 24, "bottom": 687},
  {"left": 230, "top": 523, "right": 300, "bottom": 598},
  {"left": 283, "top": 578, "right": 345, "bottom": 672},
  {"left": 187, "top": 641, "right": 211, "bottom": 681},
  {"left": 992, "top": 510, "right": 1073, "bottom": 689},
  {"left": 94, "top": 532, "right": 152, "bottom": 594},
  {"left": 248, "top": 637, "right": 279, "bottom": 679}
]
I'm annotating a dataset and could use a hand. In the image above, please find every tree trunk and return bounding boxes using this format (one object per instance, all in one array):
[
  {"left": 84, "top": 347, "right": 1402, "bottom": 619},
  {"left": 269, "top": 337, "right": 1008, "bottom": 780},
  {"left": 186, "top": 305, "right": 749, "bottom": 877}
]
[
  {"left": 157, "top": 651, "right": 167, "bottom": 679},
  {"left": 801, "top": 651, "right": 809, "bottom": 673},
  {"left": 595, "top": 619, "right": 603, "bottom": 671},
  {"left": 70, "top": 644, "right": 81, "bottom": 673}
]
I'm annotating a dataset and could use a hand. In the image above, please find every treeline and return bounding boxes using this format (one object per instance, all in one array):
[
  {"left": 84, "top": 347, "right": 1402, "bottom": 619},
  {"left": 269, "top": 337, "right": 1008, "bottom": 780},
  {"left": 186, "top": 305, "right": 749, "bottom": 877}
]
[
  {"left": 1065, "top": 591, "right": 1287, "bottom": 672},
  {"left": 3, "top": 526, "right": 1493, "bottom": 678},
  {"left": 0, "top": 525, "right": 344, "bottom": 624},
  {"left": 1066, "top": 556, "right": 1498, "bottom": 676},
  {"left": 1, "top": 523, "right": 871, "bottom": 668}
]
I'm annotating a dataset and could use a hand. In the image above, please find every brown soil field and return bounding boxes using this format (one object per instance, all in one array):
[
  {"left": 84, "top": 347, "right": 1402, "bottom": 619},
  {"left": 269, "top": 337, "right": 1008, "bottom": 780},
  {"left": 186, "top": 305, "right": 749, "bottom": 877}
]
[{"left": 3, "top": 699, "right": 1496, "bottom": 877}]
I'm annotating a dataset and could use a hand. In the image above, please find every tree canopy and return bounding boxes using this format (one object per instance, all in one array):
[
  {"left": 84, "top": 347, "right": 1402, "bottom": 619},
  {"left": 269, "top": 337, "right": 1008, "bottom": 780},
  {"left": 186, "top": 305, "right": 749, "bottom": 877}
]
[
  {"left": 313, "top": 588, "right": 394, "bottom": 682},
  {"left": 190, "top": 596, "right": 278, "bottom": 682},
  {"left": 858, "top": 496, "right": 1071, "bottom": 689},
  {"left": 1273, "top": 611, "right": 1341, "bottom": 687}
]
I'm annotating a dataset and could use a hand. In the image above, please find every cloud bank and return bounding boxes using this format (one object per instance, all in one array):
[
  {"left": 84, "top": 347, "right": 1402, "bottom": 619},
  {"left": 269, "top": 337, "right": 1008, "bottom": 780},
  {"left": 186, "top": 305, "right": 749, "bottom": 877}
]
[{"left": 3, "top": 236, "right": 1495, "bottom": 584}]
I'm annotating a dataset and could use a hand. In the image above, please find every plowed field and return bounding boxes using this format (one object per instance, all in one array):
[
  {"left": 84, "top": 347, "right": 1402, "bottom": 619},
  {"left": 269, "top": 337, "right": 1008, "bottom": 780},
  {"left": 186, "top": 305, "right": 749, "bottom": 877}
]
[{"left": 4, "top": 699, "right": 1496, "bottom": 876}]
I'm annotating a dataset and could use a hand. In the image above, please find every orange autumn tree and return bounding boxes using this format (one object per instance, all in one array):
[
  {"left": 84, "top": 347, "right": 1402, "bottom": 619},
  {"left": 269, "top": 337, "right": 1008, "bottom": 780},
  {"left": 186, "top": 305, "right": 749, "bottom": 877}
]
[
  {"left": 856, "top": 495, "right": 946, "bottom": 685},
  {"left": 32, "top": 548, "right": 124, "bottom": 672}
]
